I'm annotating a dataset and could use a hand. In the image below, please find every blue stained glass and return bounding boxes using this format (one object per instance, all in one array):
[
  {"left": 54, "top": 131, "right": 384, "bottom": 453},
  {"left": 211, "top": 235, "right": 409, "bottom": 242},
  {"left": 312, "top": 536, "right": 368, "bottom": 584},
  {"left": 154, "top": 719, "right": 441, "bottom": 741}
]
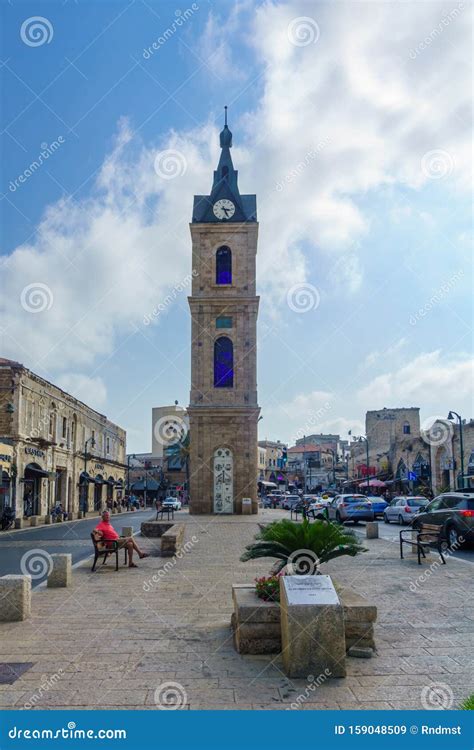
[
  {"left": 214, "top": 337, "right": 234, "bottom": 388},
  {"left": 216, "top": 246, "right": 232, "bottom": 284}
]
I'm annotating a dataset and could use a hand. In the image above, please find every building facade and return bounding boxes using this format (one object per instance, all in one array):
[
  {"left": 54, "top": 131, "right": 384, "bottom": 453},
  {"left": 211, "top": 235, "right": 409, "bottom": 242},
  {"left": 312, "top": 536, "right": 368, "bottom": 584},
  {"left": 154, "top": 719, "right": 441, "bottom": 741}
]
[
  {"left": 0, "top": 358, "right": 126, "bottom": 520},
  {"left": 187, "top": 111, "right": 260, "bottom": 514}
]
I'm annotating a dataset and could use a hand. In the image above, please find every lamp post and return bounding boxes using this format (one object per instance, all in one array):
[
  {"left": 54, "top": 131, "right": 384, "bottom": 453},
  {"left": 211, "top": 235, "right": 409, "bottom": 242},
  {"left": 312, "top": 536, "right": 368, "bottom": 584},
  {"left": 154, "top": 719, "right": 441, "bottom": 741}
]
[
  {"left": 359, "top": 436, "right": 370, "bottom": 491},
  {"left": 127, "top": 454, "right": 135, "bottom": 495},
  {"left": 448, "top": 411, "right": 464, "bottom": 489},
  {"left": 329, "top": 449, "right": 336, "bottom": 486},
  {"left": 83, "top": 436, "right": 95, "bottom": 513}
]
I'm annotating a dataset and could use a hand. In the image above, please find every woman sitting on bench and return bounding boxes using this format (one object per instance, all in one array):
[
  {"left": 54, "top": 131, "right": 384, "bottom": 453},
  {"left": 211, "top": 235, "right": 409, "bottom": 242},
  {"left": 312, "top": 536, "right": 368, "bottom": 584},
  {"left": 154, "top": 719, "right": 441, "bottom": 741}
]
[{"left": 94, "top": 511, "right": 149, "bottom": 568}]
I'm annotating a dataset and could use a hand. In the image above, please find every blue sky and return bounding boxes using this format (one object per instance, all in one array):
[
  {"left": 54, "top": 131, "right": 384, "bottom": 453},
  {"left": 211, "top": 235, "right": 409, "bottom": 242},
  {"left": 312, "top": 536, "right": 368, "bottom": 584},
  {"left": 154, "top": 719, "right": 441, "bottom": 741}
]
[{"left": 1, "top": 0, "right": 472, "bottom": 453}]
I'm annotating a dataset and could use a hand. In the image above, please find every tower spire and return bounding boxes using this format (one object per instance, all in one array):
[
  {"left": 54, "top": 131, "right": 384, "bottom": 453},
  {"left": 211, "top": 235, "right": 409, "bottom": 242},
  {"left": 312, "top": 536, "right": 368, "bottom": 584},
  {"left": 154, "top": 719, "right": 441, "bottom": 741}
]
[{"left": 224, "top": 105, "right": 228, "bottom": 127}]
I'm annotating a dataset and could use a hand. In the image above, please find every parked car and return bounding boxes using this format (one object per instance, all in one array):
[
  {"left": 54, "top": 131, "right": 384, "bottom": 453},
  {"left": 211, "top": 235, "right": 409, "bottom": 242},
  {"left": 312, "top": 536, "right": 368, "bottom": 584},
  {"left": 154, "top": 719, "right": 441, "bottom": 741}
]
[
  {"left": 162, "top": 497, "right": 182, "bottom": 511},
  {"left": 326, "top": 494, "right": 375, "bottom": 524},
  {"left": 282, "top": 495, "right": 302, "bottom": 510},
  {"left": 263, "top": 494, "right": 283, "bottom": 508},
  {"left": 383, "top": 496, "right": 428, "bottom": 525},
  {"left": 366, "top": 496, "right": 389, "bottom": 518},
  {"left": 412, "top": 492, "right": 474, "bottom": 547}
]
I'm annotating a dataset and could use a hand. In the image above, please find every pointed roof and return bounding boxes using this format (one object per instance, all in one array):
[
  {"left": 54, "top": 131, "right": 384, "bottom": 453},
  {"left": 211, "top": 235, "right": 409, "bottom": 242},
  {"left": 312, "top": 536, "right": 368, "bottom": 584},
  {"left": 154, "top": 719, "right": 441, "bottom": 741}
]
[{"left": 192, "top": 107, "right": 257, "bottom": 223}]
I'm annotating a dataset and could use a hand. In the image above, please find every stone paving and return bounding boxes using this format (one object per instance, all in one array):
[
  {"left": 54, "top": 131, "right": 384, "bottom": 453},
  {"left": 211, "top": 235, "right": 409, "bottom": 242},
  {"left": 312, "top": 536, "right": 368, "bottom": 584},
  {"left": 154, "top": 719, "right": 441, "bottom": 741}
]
[{"left": 0, "top": 510, "right": 472, "bottom": 710}]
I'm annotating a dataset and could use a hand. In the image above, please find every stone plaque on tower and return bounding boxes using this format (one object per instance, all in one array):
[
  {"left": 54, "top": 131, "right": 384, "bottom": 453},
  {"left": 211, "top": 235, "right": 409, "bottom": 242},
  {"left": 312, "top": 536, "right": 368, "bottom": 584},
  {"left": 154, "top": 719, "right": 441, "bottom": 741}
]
[{"left": 187, "top": 108, "right": 260, "bottom": 515}]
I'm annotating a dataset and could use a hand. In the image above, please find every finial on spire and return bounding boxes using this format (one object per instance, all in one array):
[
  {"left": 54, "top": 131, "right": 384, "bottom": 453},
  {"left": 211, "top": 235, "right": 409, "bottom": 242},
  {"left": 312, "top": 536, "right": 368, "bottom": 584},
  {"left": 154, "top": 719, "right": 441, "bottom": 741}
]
[{"left": 219, "top": 105, "right": 232, "bottom": 148}]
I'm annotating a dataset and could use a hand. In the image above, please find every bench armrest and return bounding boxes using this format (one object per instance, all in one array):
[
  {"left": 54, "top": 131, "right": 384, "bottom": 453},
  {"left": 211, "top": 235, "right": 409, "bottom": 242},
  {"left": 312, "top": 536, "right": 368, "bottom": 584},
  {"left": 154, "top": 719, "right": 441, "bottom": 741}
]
[{"left": 399, "top": 529, "right": 415, "bottom": 540}]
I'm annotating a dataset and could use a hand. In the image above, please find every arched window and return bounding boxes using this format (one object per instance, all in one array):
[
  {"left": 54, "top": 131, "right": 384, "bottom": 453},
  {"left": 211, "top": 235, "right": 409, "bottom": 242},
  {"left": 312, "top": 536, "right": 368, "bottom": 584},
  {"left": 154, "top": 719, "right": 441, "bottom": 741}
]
[
  {"left": 214, "top": 337, "right": 234, "bottom": 388},
  {"left": 403, "top": 422, "right": 411, "bottom": 435},
  {"left": 216, "top": 246, "right": 232, "bottom": 284}
]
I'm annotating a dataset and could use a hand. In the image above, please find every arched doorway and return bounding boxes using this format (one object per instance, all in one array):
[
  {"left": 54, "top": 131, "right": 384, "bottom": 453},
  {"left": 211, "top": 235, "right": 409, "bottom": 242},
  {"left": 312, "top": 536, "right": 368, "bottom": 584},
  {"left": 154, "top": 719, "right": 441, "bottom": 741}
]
[
  {"left": 1, "top": 470, "right": 11, "bottom": 514},
  {"left": 94, "top": 475, "right": 104, "bottom": 511},
  {"left": 435, "top": 447, "right": 452, "bottom": 492},
  {"left": 213, "top": 448, "right": 233, "bottom": 514},
  {"left": 79, "top": 472, "right": 91, "bottom": 513},
  {"left": 23, "top": 463, "right": 48, "bottom": 516}
]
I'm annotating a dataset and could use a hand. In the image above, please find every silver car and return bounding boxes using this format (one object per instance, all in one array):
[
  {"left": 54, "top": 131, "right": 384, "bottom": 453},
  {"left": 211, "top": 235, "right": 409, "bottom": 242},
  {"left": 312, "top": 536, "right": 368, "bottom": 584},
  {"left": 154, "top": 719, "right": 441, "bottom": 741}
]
[
  {"left": 326, "top": 494, "right": 375, "bottom": 524},
  {"left": 383, "top": 496, "right": 429, "bottom": 525}
]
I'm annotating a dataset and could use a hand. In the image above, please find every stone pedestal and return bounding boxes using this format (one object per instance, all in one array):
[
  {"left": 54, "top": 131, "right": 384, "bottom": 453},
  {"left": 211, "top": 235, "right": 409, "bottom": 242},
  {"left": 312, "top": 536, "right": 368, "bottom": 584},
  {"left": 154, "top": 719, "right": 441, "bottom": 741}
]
[
  {"left": 44, "top": 515, "right": 52, "bottom": 525},
  {"left": 29, "top": 516, "right": 39, "bottom": 527},
  {"left": 232, "top": 585, "right": 281, "bottom": 654},
  {"left": 117, "top": 506, "right": 122, "bottom": 513},
  {"left": 241, "top": 498, "right": 252, "bottom": 516},
  {"left": 280, "top": 575, "right": 346, "bottom": 678},
  {"left": 121, "top": 526, "right": 133, "bottom": 538},
  {"left": 0, "top": 575, "right": 31, "bottom": 621},
  {"left": 67, "top": 512, "right": 74, "bottom": 521},
  {"left": 47, "top": 554, "right": 72, "bottom": 588},
  {"left": 366, "top": 522, "right": 379, "bottom": 539},
  {"left": 14, "top": 518, "right": 23, "bottom": 529}
]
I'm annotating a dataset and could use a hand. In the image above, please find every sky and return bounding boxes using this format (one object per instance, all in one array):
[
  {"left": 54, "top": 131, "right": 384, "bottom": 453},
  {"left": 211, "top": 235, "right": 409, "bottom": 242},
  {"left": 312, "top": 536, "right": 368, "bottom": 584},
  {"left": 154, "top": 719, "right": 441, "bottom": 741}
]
[{"left": 0, "top": 0, "right": 472, "bottom": 454}]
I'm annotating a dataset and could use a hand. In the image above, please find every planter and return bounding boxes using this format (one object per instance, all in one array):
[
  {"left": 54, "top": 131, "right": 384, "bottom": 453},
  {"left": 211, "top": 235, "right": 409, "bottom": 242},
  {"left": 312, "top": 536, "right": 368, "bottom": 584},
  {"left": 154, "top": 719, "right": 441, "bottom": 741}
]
[{"left": 231, "top": 580, "right": 377, "bottom": 656}]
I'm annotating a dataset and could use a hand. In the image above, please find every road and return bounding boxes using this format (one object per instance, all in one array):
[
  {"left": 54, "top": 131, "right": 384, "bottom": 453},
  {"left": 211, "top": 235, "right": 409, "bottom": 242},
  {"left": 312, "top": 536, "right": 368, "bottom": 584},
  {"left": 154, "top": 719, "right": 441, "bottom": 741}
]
[{"left": 0, "top": 509, "right": 155, "bottom": 585}]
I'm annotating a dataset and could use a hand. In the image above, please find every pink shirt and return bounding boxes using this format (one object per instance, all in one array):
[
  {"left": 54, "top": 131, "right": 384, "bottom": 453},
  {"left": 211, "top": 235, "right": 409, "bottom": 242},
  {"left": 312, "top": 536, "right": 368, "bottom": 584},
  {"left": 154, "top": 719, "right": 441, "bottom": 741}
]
[{"left": 95, "top": 520, "right": 119, "bottom": 545}]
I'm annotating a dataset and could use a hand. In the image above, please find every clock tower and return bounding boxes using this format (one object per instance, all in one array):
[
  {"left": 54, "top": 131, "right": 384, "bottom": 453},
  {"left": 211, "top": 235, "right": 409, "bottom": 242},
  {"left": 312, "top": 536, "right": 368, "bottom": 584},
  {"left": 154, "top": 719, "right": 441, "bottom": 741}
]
[{"left": 188, "top": 109, "right": 260, "bottom": 515}]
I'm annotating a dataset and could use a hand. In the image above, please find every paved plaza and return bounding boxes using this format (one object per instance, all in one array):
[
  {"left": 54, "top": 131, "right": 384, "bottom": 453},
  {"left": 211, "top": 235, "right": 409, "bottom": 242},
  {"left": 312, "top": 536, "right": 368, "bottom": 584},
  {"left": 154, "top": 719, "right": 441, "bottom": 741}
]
[{"left": 0, "top": 510, "right": 472, "bottom": 710}]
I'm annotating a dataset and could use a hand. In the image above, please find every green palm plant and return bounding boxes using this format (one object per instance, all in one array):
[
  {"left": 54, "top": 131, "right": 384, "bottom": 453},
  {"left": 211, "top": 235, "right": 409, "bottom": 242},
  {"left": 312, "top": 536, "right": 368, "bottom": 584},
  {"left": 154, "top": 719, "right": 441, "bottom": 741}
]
[{"left": 240, "top": 518, "right": 367, "bottom": 574}]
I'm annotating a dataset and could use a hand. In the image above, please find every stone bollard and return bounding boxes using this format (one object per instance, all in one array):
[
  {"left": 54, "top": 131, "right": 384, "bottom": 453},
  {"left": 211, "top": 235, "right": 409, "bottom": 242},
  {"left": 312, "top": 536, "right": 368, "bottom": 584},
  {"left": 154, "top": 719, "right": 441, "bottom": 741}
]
[
  {"left": 67, "top": 512, "right": 74, "bottom": 521},
  {"left": 117, "top": 506, "right": 122, "bottom": 513},
  {"left": 14, "top": 518, "right": 23, "bottom": 529},
  {"left": 366, "top": 522, "right": 379, "bottom": 539},
  {"left": 122, "top": 526, "right": 133, "bottom": 538},
  {"left": 241, "top": 498, "right": 252, "bottom": 516},
  {"left": 0, "top": 575, "right": 31, "bottom": 621},
  {"left": 47, "top": 554, "right": 72, "bottom": 588},
  {"left": 77, "top": 511, "right": 84, "bottom": 519},
  {"left": 112, "top": 509, "right": 117, "bottom": 515},
  {"left": 29, "top": 516, "right": 39, "bottom": 527},
  {"left": 44, "top": 515, "right": 52, "bottom": 525}
]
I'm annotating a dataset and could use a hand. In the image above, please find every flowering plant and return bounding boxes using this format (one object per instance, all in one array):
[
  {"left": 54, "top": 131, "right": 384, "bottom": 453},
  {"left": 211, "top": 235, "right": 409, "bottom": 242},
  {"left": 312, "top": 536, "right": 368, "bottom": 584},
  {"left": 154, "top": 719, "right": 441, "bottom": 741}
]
[{"left": 254, "top": 574, "right": 283, "bottom": 602}]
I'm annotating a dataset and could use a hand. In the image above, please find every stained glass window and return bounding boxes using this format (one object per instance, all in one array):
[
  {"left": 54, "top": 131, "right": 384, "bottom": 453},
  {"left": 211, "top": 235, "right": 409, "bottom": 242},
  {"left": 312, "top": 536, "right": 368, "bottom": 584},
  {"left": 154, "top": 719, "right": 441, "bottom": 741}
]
[
  {"left": 216, "top": 246, "right": 232, "bottom": 284},
  {"left": 214, "top": 336, "right": 233, "bottom": 388}
]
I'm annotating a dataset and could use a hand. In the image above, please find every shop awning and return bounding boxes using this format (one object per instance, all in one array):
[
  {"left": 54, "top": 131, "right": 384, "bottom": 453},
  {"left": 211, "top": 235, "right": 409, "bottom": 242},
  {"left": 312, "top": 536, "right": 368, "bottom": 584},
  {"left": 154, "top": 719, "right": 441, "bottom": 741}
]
[
  {"left": 80, "top": 472, "right": 95, "bottom": 483},
  {"left": 24, "top": 465, "right": 49, "bottom": 478},
  {"left": 131, "top": 479, "right": 160, "bottom": 491}
]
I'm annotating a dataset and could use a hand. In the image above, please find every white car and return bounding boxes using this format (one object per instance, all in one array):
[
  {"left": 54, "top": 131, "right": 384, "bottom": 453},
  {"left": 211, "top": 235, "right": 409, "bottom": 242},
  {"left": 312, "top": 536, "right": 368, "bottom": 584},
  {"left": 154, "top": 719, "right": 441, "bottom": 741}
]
[
  {"left": 383, "top": 496, "right": 429, "bottom": 525},
  {"left": 162, "top": 497, "right": 182, "bottom": 511}
]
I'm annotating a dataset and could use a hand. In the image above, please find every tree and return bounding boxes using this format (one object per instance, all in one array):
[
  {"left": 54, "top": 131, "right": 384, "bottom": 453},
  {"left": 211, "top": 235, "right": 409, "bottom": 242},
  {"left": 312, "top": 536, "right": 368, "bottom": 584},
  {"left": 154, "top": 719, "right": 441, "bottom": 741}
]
[{"left": 240, "top": 518, "right": 366, "bottom": 574}]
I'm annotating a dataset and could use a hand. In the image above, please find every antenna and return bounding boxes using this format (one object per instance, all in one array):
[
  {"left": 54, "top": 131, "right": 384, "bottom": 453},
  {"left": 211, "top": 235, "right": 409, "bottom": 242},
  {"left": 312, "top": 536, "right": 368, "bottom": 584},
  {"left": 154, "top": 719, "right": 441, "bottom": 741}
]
[{"left": 224, "top": 105, "right": 228, "bottom": 127}]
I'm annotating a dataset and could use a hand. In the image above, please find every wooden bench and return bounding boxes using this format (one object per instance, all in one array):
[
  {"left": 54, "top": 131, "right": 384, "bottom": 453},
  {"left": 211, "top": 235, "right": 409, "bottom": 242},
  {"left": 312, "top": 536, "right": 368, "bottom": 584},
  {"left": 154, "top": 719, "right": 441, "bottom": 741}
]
[
  {"left": 91, "top": 533, "right": 127, "bottom": 572},
  {"left": 400, "top": 523, "right": 446, "bottom": 565}
]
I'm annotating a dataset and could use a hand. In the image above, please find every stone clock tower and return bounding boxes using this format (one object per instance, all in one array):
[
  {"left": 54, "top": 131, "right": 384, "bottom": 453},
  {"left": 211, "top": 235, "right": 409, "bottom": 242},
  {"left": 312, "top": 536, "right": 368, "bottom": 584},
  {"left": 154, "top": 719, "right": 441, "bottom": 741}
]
[{"left": 188, "top": 109, "right": 259, "bottom": 515}]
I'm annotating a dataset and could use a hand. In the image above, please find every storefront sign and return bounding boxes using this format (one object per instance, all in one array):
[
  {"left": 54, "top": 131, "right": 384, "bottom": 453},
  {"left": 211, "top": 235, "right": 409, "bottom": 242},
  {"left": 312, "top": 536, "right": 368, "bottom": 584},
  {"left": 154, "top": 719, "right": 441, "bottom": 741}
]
[{"left": 25, "top": 447, "right": 45, "bottom": 458}]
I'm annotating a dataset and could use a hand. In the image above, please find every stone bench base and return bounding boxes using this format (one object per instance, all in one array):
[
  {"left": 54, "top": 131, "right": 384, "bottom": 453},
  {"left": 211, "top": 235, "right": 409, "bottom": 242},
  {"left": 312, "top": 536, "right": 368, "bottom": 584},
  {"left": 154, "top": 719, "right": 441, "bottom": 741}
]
[
  {"left": 161, "top": 524, "right": 185, "bottom": 557},
  {"left": 0, "top": 575, "right": 31, "bottom": 621},
  {"left": 140, "top": 521, "right": 174, "bottom": 538},
  {"left": 231, "top": 581, "right": 377, "bottom": 656}
]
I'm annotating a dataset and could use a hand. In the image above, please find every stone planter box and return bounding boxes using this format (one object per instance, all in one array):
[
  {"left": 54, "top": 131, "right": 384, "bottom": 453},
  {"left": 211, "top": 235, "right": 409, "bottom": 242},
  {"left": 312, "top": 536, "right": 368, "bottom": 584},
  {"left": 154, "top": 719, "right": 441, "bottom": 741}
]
[
  {"left": 140, "top": 521, "right": 185, "bottom": 557},
  {"left": 140, "top": 521, "right": 174, "bottom": 538},
  {"left": 231, "top": 580, "right": 377, "bottom": 656}
]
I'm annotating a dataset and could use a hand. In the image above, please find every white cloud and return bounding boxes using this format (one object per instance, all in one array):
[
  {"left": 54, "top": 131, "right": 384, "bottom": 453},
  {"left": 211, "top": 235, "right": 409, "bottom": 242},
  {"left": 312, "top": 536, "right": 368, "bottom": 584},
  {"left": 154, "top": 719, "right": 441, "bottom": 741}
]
[
  {"left": 357, "top": 351, "right": 474, "bottom": 411},
  {"left": 55, "top": 373, "right": 107, "bottom": 412}
]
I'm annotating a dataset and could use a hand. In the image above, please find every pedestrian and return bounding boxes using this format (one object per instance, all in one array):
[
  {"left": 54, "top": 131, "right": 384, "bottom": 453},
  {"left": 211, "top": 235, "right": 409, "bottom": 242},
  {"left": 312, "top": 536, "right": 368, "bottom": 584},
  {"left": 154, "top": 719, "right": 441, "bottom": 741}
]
[{"left": 93, "top": 511, "right": 149, "bottom": 568}]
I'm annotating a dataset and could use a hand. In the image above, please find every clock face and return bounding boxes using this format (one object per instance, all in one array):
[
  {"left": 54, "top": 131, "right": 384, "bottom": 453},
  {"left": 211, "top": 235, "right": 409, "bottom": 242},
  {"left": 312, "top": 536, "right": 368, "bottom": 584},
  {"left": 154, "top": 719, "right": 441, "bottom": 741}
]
[{"left": 213, "top": 199, "right": 235, "bottom": 220}]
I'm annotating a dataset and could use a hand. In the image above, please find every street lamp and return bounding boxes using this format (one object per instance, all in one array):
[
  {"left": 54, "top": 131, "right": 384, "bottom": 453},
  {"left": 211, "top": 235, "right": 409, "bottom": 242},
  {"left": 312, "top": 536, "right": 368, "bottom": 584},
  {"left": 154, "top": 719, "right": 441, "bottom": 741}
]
[
  {"left": 358, "top": 436, "right": 370, "bottom": 490},
  {"left": 329, "top": 448, "right": 337, "bottom": 486},
  {"left": 84, "top": 436, "right": 96, "bottom": 476},
  {"left": 127, "top": 453, "right": 136, "bottom": 495},
  {"left": 82, "top": 436, "right": 95, "bottom": 514},
  {"left": 447, "top": 411, "right": 464, "bottom": 489}
]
